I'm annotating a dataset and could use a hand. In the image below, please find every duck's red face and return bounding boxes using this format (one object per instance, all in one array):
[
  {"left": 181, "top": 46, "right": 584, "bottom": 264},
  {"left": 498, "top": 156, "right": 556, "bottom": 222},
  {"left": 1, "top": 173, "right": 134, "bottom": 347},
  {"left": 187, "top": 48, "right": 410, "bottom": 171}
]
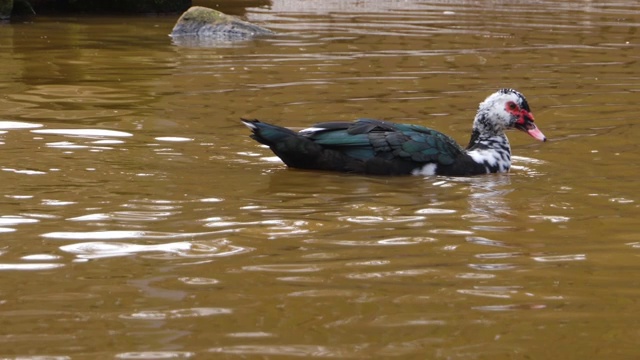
[{"left": 506, "top": 101, "right": 546, "bottom": 142}]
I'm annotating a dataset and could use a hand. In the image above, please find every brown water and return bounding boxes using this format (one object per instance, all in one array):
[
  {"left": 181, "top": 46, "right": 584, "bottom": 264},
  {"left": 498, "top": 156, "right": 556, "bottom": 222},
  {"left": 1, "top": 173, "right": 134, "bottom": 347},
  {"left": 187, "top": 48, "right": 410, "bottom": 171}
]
[{"left": 1, "top": 0, "right": 639, "bottom": 358}]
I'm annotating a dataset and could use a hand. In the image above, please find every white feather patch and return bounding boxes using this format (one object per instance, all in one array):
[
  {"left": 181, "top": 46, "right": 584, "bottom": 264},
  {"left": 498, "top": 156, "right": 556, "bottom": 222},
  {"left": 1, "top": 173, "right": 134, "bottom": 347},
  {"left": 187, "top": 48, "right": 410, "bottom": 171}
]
[
  {"left": 242, "top": 121, "right": 257, "bottom": 130},
  {"left": 299, "top": 127, "right": 326, "bottom": 135},
  {"left": 467, "top": 149, "right": 499, "bottom": 167},
  {"left": 411, "top": 163, "right": 438, "bottom": 176},
  {"left": 467, "top": 148, "right": 510, "bottom": 173}
]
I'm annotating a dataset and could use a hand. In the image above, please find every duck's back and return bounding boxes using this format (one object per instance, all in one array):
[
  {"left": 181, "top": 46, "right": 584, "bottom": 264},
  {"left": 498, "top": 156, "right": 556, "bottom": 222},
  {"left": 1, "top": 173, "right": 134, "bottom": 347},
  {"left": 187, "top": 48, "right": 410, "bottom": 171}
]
[{"left": 244, "top": 118, "right": 484, "bottom": 175}]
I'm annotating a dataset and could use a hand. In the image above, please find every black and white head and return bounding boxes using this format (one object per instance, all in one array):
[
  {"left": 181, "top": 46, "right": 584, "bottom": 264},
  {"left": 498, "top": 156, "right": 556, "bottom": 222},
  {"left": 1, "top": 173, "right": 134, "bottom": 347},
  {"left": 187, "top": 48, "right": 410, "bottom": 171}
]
[{"left": 472, "top": 89, "right": 546, "bottom": 142}]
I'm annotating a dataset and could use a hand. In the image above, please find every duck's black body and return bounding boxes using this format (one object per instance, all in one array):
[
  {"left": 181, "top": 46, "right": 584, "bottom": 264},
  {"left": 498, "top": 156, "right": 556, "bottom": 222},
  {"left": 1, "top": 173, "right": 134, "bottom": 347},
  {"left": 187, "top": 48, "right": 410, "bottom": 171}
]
[
  {"left": 244, "top": 118, "right": 490, "bottom": 176},
  {"left": 242, "top": 89, "right": 546, "bottom": 176}
]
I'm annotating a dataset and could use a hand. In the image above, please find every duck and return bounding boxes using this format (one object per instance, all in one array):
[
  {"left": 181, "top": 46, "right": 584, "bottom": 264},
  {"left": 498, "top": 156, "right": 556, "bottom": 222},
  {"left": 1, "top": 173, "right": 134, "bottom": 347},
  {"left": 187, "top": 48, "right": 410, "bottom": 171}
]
[{"left": 241, "top": 88, "right": 546, "bottom": 176}]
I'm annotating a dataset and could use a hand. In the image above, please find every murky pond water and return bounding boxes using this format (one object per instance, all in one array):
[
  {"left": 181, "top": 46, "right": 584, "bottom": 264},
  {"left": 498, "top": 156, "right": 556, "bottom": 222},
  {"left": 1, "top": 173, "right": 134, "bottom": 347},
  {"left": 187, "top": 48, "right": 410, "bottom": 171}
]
[{"left": 1, "top": 0, "right": 639, "bottom": 358}]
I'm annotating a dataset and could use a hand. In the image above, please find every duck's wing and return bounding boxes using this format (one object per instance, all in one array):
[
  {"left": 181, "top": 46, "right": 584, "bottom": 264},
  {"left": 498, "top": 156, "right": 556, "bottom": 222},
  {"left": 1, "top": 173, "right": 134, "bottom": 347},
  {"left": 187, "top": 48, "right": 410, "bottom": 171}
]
[{"left": 302, "top": 118, "right": 465, "bottom": 165}]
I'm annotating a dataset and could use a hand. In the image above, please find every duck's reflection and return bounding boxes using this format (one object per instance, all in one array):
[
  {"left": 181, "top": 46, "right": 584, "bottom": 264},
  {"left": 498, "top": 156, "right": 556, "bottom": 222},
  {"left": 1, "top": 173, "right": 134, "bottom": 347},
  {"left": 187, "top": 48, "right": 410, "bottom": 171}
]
[{"left": 453, "top": 174, "right": 514, "bottom": 225}]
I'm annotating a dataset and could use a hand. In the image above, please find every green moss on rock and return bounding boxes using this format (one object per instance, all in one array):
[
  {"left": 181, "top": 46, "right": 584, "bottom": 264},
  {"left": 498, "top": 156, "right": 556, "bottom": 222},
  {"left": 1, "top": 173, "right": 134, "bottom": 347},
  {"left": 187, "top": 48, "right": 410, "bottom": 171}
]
[{"left": 170, "top": 6, "right": 273, "bottom": 41}]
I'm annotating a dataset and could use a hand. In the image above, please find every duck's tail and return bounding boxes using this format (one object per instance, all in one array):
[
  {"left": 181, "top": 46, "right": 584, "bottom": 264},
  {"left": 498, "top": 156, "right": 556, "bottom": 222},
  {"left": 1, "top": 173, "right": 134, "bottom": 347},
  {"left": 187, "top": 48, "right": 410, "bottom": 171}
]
[
  {"left": 241, "top": 118, "right": 299, "bottom": 147},
  {"left": 241, "top": 118, "right": 325, "bottom": 169}
]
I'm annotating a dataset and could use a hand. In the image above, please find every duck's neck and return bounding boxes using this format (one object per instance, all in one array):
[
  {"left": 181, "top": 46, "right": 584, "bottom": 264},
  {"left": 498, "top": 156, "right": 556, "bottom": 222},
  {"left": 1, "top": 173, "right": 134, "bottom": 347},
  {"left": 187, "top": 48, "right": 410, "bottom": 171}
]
[{"left": 464, "top": 129, "right": 512, "bottom": 173}]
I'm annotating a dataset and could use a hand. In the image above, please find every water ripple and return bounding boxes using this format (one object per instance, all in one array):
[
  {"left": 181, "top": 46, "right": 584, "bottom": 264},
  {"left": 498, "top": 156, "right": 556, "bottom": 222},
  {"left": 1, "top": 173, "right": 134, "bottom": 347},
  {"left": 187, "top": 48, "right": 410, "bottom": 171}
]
[
  {"left": 59, "top": 239, "right": 252, "bottom": 260},
  {"left": 415, "top": 208, "right": 457, "bottom": 215},
  {"left": 473, "top": 304, "right": 547, "bottom": 312},
  {"left": 466, "top": 236, "right": 511, "bottom": 248},
  {"left": 468, "top": 263, "right": 516, "bottom": 271},
  {"left": 68, "top": 211, "right": 176, "bottom": 222},
  {"left": 242, "top": 264, "right": 323, "bottom": 273},
  {"left": 178, "top": 277, "right": 220, "bottom": 285},
  {"left": 1, "top": 168, "right": 47, "bottom": 175},
  {"left": 59, "top": 241, "right": 191, "bottom": 259},
  {"left": 346, "top": 269, "right": 435, "bottom": 280},
  {"left": 370, "top": 314, "right": 446, "bottom": 327},
  {"left": 208, "top": 344, "right": 364, "bottom": 358},
  {"left": 155, "top": 137, "right": 193, "bottom": 142},
  {"left": 115, "top": 352, "right": 195, "bottom": 359},
  {"left": 288, "top": 289, "right": 364, "bottom": 298},
  {"left": 21, "top": 254, "right": 62, "bottom": 261},
  {"left": 32, "top": 128, "right": 133, "bottom": 137},
  {"left": 457, "top": 287, "right": 520, "bottom": 299},
  {"left": 0, "top": 120, "right": 43, "bottom": 129},
  {"left": 42, "top": 230, "right": 233, "bottom": 240},
  {"left": 339, "top": 215, "right": 425, "bottom": 224},
  {"left": 532, "top": 254, "right": 586, "bottom": 262},
  {"left": 305, "top": 237, "right": 437, "bottom": 246},
  {"left": 226, "top": 332, "right": 275, "bottom": 338},
  {"left": 0, "top": 263, "right": 64, "bottom": 270},
  {"left": 529, "top": 215, "right": 571, "bottom": 223},
  {"left": 0, "top": 216, "right": 39, "bottom": 226},
  {"left": 120, "top": 307, "right": 232, "bottom": 320},
  {"left": 475, "top": 252, "right": 523, "bottom": 260}
]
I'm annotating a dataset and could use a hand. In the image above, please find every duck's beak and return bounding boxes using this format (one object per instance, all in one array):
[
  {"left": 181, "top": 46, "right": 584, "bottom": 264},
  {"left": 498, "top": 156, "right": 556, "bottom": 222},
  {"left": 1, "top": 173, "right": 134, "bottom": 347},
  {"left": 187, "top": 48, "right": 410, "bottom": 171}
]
[{"left": 515, "top": 111, "right": 546, "bottom": 142}]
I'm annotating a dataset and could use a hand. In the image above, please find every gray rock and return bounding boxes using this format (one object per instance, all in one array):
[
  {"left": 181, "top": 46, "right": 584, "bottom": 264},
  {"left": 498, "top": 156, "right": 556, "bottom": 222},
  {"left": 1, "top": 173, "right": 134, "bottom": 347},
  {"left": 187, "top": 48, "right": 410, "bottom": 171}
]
[
  {"left": 170, "top": 6, "right": 273, "bottom": 42},
  {"left": 0, "top": 0, "right": 13, "bottom": 20}
]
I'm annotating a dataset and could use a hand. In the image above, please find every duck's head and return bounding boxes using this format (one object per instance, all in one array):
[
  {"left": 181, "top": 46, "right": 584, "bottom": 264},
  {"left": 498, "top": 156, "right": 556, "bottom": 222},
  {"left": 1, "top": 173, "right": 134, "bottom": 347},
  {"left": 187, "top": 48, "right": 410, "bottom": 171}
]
[{"left": 473, "top": 88, "right": 546, "bottom": 142}]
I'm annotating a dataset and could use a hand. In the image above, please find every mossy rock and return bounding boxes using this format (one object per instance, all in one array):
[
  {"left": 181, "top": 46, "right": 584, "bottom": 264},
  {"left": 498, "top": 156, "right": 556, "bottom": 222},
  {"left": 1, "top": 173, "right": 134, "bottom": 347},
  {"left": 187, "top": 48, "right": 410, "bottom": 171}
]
[
  {"left": 170, "top": 6, "right": 273, "bottom": 41},
  {"left": 0, "top": 0, "right": 13, "bottom": 20}
]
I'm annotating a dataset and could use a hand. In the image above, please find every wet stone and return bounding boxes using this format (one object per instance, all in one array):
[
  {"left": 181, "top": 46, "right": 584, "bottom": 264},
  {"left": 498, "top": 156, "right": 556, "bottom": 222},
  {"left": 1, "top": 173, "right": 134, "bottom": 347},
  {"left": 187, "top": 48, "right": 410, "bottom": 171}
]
[{"left": 170, "top": 6, "right": 273, "bottom": 42}]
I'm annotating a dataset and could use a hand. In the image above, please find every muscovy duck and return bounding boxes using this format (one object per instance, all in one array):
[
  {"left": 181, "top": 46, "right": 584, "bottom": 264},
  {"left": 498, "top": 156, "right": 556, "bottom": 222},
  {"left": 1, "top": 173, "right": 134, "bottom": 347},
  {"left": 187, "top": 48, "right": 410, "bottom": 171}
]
[{"left": 241, "top": 88, "right": 546, "bottom": 176}]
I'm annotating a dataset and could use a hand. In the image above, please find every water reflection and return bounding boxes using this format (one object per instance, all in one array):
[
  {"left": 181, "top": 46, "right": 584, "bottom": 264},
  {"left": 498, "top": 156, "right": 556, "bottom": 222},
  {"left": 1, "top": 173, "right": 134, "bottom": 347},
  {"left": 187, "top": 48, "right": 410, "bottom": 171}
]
[
  {"left": 0, "top": 263, "right": 65, "bottom": 270},
  {"left": 208, "top": 344, "right": 365, "bottom": 358},
  {"left": 0, "top": 120, "right": 43, "bottom": 129},
  {"left": 120, "top": 307, "right": 233, "bottom": 320},
  {"left": 115, "top": 352, "right": 195, "bottom": 359},
  {"left": 58, "top": 238, "right": 252, "bottom": 260},
  {"left": 0, "top": 0, "right": 639, "bottom": 358}
]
